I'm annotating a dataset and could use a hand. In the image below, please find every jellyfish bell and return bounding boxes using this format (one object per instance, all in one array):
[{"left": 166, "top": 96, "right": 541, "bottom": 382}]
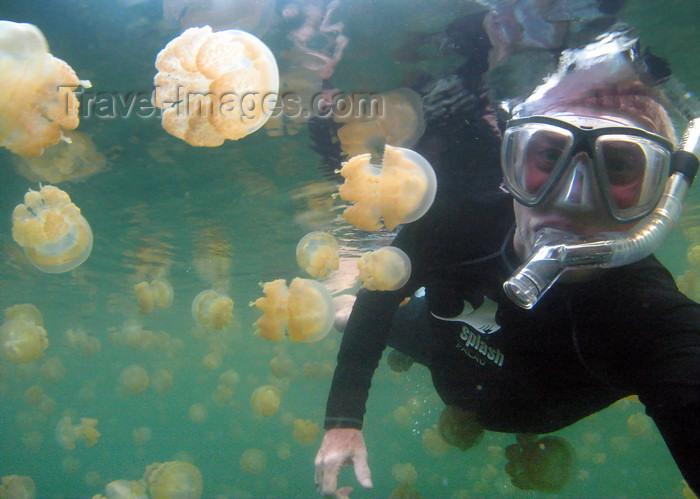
[
  {"left": 103, "top": 479, "right": 149, "bottom": 499},
  {"left": 357, "top": 247, "right": 412, "bottom": 291},
  {"left": 338, "top": 145, "right": 437, "bottom": 231},
  {"left": 0, "top": 319, "right": 49, "bottom": 363},
  {"left": 135, "top": 278, "right": 174, "bottom": 314},
  {"left": 144, "top": 461, "right": 203, "bottom": 499},
  {"left": 504, "top": 434, "right": 576, "bottom": 492},
  {"left": 152, "top": 26, "right": 279, "bottom": 146},
  {"left": 287, "top": 278, "right": 335, "bottom": 342},
  {"left": 11, "top": 185, "right": 93, "bottom": 273},
  {"left": 0, "top": 21, "right": 90, "bottom": 157},
  {"left": 250, "top": 384, "right": 281, "bottom": 417},
  {"left": 191, "top": 289, "right": 234, "bottom": 329},
  {"left": 119, "top": 365, "right": 150, "bottom": 396},
  {"left": 438, "top": 406, "right": 484, "bottom": 451},
  {"left": 0, "top": 475, "right": 36, "bottom": 499},
  {"left": 4, "top": 303, "right": 43, "bottom": 326},
  {"left": 239, "top": 448, "right": 266, "bottom": 474},
  {"left": 292, "top": 419, "right": 320, "bottom": 446},
  {"left": 296, "top": 231, "right": 339, "bottom": 278}
]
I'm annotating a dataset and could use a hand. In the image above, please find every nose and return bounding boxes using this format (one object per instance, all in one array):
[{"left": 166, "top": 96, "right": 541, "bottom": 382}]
[{"left": 550, "top": 153, "right": 603, "bottom": 212}]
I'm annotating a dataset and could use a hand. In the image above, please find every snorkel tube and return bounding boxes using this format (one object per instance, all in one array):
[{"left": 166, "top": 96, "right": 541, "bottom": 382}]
[{"left": 504, "top": 119, "right": 700, "bottom": 309}]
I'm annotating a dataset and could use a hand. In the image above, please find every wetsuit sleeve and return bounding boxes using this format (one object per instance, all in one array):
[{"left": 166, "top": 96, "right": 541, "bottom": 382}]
[
  {"left": 572, "top": 260, "right": 700, "bottom": 493},
  {"left": 324, "top": 287, "right": 407, "bottom": 429}
]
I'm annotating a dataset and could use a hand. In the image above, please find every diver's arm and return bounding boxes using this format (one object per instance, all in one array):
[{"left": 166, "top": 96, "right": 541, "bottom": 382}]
[{"left": 647, "top": 402, "right": 700, "bottom": 494}]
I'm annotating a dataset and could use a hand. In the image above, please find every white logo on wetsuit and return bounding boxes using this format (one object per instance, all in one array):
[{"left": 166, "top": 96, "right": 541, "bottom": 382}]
[{"left": 431, "top": 296, "right": 501, "bottom": 334}]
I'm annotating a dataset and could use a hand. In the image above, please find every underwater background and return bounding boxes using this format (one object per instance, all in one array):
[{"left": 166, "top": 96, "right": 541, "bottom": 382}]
[{"left": 0, "top": 0, "right": 699, "bottom": 497}]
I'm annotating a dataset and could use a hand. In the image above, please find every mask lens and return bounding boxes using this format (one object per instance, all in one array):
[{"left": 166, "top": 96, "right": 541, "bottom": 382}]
[
  {"left": 502, "top": 123, "right": 574, "bottom": 204},
  {"left": 595, "top": 135, "right": 671, "bottom": 221}
]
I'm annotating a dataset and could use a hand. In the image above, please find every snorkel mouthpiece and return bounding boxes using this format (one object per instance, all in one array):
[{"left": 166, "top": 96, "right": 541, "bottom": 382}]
[{"left": 504, "top": 119, "right": 700, "bottom": 309}]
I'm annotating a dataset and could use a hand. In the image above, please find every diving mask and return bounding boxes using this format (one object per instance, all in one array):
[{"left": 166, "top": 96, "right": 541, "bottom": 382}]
[{"left": 501, "top": 115, "right": 674, "bottom": 222}]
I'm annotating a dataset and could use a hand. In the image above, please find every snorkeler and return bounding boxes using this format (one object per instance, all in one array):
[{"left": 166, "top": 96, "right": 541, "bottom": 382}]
[{"left": 314, "top": 25, "right": 700, "bottom": 499}]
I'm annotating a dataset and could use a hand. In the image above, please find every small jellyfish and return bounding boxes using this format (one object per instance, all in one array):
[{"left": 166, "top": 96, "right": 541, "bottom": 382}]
[
  {"left": 438, "top": 406, "right": 484, "bottom": 451},
  {"left": 240, "top": 448, "right": 267, "bottom": 474},
  {"left": 251, "top": 384, "right": 281, "bottom": 417},
  {"left": 422, "top": 426, "right": 451, "bottom": 457},
  {"left": 188, "top": 403, "right": 208, "bottom": 424},
  {"left": 144, "top": 461, "right": 203, "bottom": 499},
  {"left": 119, "top": 365, "right": 150, "bottom": 396},
  {"left": 152, "top": 26, "right": 279, "bottom": 146},
  {"left": 40, "top": 357, "right": 66, "bottom": 383},
  {"left": 387, "top": 349, "right": 414, "bottom": 373},
  {"left": 336, "top": 88, "right": 426, "bottom": 158},
  {"left": 250, "top": 278, "right": 335, "bottom": 343},
  {"left": 504, "top": 434, "right": 576, "bottom": 492},
  {"left": 391, "top": 462, "right": 418, "bottom": 485},
  {"left": 0, "top": 475, "right": 36, "bottom": 499},
  {"left": 296, "top": 231, "right": 339, "bottom": 278},
  {"left": 687, "top": 243, "right": 700, "bottom": 268},
  {"left": 134, "top": 278, "right": 174, "bottom": 314},
  {"left": 0, "top": 319, "right": 48, "bottom": 363},
  {"left": 55, "top": 415, "right": 101, "bottom": 449},
  {"left": 338, "top": 145, "right": 436, "bottom": 231},
  {"left": 292, "top": 419, "right": 320, "bottom": 446},
  {"left": 151, "top": 369, "right": 174, "bottom": 394},
  {"left": 212, "top": 384, "right": 234, "bottom": 406},
  {"left": 133, "top": 426, "right": 153, "bottom": 446},
  {"left": 11, "top": 185, "right": 93, "bottom": 273},
  {"left": 357, "top": 247, "right": 411, "bottom": 291},
  {"left": 0, "top": 21, "right": 91, "bottom": 157},
  {"left": 191, "top": 289, "right": 234, "bottom": 330},
  {"left": 219, "top": 369, "right": 240, "bottom": 387}
]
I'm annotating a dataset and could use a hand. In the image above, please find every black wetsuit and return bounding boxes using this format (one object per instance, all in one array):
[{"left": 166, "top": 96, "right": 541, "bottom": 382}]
[
  {"left": 324, "top": 190, "right": 700, "bottom": 491},
  {"left": 316, "top": 7, "right": 698, "bottom": 492}
]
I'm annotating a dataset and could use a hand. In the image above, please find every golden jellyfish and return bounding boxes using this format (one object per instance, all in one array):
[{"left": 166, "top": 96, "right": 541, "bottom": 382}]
[
  {"left": 151, "top": 369, "right": 174, "bottom": 394},
  {"left": 338, "top": 145, "right": 437, "bottom": 231},
  {"left": 219, "top": 369, "right": 240, "bottom": 387},
  {"left": 0, "top": 475, "right": 36, "bottom": 499},
  {"left": 212, "top": 383, "right": 234, "bottom": 406},
  {"left": 0, "top": 319, "right": 48, "bottom": 363},
  {"left": 119, "top": 365, "right": 150, "bottom": 396},
  {"left": 335, "top": 88, "right": 426, "bottom": 158},
  {"left": 152, "top": 25, "right": 279, "bottom": 146},
  {"left": 627, "top": 411, "right": 653, "bottom": 437},
  {"left": 11, "top": 185, "right": 93, "bottom": 273},
  {"left": 239, "top": 448, "right": 266, "bottom": 474},
  {"left": 389, "top": 482, "right": 422, "bottom": 499},
  {"left": 292, "top": 419, "right": 320, "bottom": 446},
  {"left": 687, "top": 243, "right": 700, "bottom": 268},
  {"left": 4, "top": 303, "right": 43, "bottom": 326},
  {"left": 391, "top": 463, "right": 418, "bottom": 485},
  {"left": 357, "top": 247, "right": 411, "bottom": 291},
  {"left": 277, "top": 441, "right": 292, "bottom": 460},
  {"left": 55, "top": 415, "right": 101, "bottom": 450},
  {"left": 504, "top": 434, "right": 576, "bottom": 492},
  {"left": 251, "top": 278, "right": 336, "bottom": 343},
  {"left": 191, "top": 289, "right": 234, "bottom": 330},
  {"left": 133, "top": 426, "right": 153, "bottom": 446},
  {"left": 421, "top": 426, "right": 451, "bottom": 457},
  {"left": 250, "top": 384, "right": 281, "bottom": 417},
  {"left": 24, "top": 385, "right": 46, "bottom": 407},
  {"left": 40, "top": 356, "right": 65, "bottom": 383},
  {"left": 296, "top": 231, "right": 339, "bottom": 278},
  {"left": 144, "top": 461, "right": 203, "bottom": 499},
  {"left": 0, "top": 21, "right": 90, "bottom": 157},
  {"left": 438, "top": 406, "right": 484, "bottom": 451},
  {"left": 64, "top": 327, "right": 101, "bottom": 357},
  {"left": 14, "top": 131, "right": 106, "bottom": 184},
  {"left": 387, "top": 349, "right": 414, "bottom": 373},
  {"left": 188, "top": 403, "right": 208, "bottom": 424},
  {"left": 134, "top": 278, "right": 174, "bottom": 314}
]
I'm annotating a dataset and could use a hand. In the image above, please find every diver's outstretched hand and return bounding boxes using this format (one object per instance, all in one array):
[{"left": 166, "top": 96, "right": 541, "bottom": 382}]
[{"left": 314, "top": 428, "right": 373, "bottom": 496}]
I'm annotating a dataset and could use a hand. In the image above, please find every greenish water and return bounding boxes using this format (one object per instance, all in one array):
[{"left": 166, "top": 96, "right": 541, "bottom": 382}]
[{"left": 0, "top": 1, "right": 698, "bottom": 498}]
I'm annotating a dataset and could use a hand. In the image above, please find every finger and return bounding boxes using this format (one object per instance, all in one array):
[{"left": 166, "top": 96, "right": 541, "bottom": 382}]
[
  {"left": 321, "top": 459, "right": 342, "bottom": 495},
  {"left": 351, "top": 452, "right": 373, "bottom": 489},
  {"left": 334, "top": 486, "right": 354, "bottom": 499}
]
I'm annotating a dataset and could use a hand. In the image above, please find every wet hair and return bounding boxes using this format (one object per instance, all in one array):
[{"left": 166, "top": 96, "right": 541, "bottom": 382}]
[{"left": 555, "top": 81, "right": 676, "bottom": 141}]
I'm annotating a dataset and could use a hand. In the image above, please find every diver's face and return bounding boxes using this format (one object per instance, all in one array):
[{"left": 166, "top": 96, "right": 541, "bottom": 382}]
[{"left": 511, "top": 111, "right": 650, "bottom": 258}]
